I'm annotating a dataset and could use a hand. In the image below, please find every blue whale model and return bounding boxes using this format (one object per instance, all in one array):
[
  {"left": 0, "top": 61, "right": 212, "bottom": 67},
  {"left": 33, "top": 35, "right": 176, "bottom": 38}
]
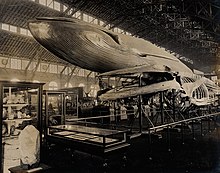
[{"left": 28, "top": 17, "right": 218, "bottom": 105}]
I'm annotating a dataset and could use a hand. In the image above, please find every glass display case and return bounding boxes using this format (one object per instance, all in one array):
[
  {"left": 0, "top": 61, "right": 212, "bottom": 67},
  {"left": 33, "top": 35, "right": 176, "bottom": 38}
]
[
  {"left": 47, "top": 124, "right": 129, "bottom": 156},
  {"left": 43, "top": 90, "right": 66, "bottom": 138},
  {"left": 60, "top": 87, "right": 83, "bottom": 117},
  {"left": 0, "top": 81, "right": 44, "bottom": 173}
]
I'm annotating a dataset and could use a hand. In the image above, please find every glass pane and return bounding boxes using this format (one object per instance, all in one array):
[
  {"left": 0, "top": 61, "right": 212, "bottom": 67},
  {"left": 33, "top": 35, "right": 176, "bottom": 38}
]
[
  {"left": 20, "top": 28, "right": 27, "bottom": 35},
  {"left": 54, "top": 1, "right": 60, "bottom": 11},
  {"left": 2, "top": 23, "right": 9, "bottom": 31},
  {"left": 39, "top": 0, "right": 46, "bottom": 5},
  {"left": 9, "top": 25, "right": 17, "bottom": 33},
  {"left": 47, "top": 93, "right": 64, "bottom": 126}
]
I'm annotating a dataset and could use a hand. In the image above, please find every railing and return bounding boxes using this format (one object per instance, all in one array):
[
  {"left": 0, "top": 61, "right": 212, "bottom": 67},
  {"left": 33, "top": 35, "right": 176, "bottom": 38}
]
[
  {"left": 148, "top": 112, "right": 220, "bottom": 132},
  {"left": 65, "top": 107, "right": 220, "bottom": 135}
]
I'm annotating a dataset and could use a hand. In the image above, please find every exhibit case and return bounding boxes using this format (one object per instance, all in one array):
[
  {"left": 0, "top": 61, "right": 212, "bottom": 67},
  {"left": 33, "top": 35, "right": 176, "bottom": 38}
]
[
  {"left": 43, "top": 90, "right": 66, "bottom": 138},
  {"left": 60, "top": 87, "right": 83, "bottom": 117},
  {"left": 47, "top": 124, "right": 130, "bottom": 156},
  {"left": 0, "top": 81, "right": 44, "bottom": 173}
]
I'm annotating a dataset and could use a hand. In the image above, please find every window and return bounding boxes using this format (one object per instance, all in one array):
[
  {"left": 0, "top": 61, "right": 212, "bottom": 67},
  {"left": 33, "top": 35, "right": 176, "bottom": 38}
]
[
  {"left": 33, "top": 80, "right": 40, "bottom": 83},
  {"left": 99, "top": 20, "right": 104, "bottom": 26},
  {"left": 47, "top": 0, "right": 53, "bottom": 8},
  {"left": 105, "top": 24, "right": 111, "bottom": 29},
  {"left": 28, "top": 62, "right": 36, "bottom": 71},
  {"left": 64, "top": 82, "right": 73, "bottom": 88},
  {"left": 2, "top": 23, "right": 9, "bottom": 31},
  {"left": 88, "top": 16, "right": 94, "bottom": 23},
  {"left": 78, "top": 69, "right": 84, "bottom": 76},
  {"left": 41, "top": 63, "right": 49, "bottom": 72},
  {"left": 21, "top": 60, "right": 29, "bottom": 70},
  {"left": 63, "top": 5, "right": 68, "bottom": 12},
  {"left": 9, "top": 25, "right": 17, "bottom": 33},
  {"left": 78, "top": 83, "right": 85, "bottom": 87},
  {"left": 27, "top": 30, "right": 32, "bottom": 37},
  {"left": 39, "top": 0, "right": 46, "bottom": 5},
  {"left": 54, "top": 1, "right": 60, "bottom": 11},
  {"left": 75, "top": 12, "right": 82, "bottom": 19},
  {"left": 83, "top": 14, "right": 89, "bottom": 22},
  {"left": 58, "top": 65, "right": 65, "bottom": 73},
  {"left": 92, "top": 19, "right": 98, "bottom": 25},
  {"left": 49, "top": 81, "right": 58, "bottom": 90},
  {"left": 63, "top": 67, "right": 70, "bottom": 75},
  {"left": 49, "top": 64, "right": 58, "bottom": 73},
  {"left": 20, "top": 28, "right": 27, "bottom": 35},
  {"left": 11, "top": 78, "right": 20, "bottom": 82},
  {"left": 11, "top": 59, "right": 21, "bottom": 69}
]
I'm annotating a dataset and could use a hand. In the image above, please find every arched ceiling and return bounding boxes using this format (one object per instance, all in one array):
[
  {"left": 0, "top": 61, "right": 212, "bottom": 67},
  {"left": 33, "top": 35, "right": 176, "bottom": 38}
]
[
  {"left": 0, "top": 0, "right": 220, "bottom": 73},
  {"left": 58, "top": 0, "right": 220, "bottom": 72}
]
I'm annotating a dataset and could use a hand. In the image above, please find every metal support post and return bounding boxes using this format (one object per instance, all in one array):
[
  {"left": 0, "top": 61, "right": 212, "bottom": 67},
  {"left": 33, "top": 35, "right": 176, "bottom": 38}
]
[
  {"left": 167, "top": 126, "right": 171, "bottom": 152},
  {"left": 148, "top": 129, "right": 152, "bottom": 160},
  {"left": 113, "top": 102, "right": 117, "bottom": 128},
  {"left": 181, "top": 123, "right": 185, "bottom": 145},
  {"left": 138, "top": 95, "right": 143, "bottom": 133},
  {"left": 160, "top": 91, "right": 165, "bottom": 124},
  {"left": 76, "top": 95, "right": 79, "bottom": 117},
  {"left": 172, "top": 89, "right": 176, "bottom": 121},
  {"left": 0, "top": 84, "right": 3, "bottom": 173},
  {"left": 37, "top": 85, "right": 43, "bottom": 161},
  {"left": 201, "top": 120, "right": 204, "bottom": 136},
  {"left": 192, "top": 120, "right": 196, "bottom": 140},
  {"left": 138, "top": 75, "right": 143, "bottom": 133},
  {"left": 208, "top": 118, "right": 211, "bottom": 133},
  {"left": 148, "top": 129, "right": 152, "bottom": 144}
]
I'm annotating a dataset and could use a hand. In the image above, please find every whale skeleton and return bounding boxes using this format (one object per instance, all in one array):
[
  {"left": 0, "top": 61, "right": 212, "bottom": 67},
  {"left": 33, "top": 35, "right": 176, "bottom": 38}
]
[{"left": 28, "top": 17, "right": 219, "bottom": 107}]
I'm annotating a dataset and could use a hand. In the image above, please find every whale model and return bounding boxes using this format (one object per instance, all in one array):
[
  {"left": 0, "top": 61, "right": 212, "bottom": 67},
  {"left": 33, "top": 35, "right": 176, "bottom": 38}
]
[{"left": 28, "top": 17, "right": 218, "bottom": 106}]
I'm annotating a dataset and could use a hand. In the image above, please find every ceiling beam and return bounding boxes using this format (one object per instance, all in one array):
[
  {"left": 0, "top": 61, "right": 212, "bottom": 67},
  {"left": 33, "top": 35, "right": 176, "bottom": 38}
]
[{"left": 25, "top": 45, "right": 41, "bottom": 72}]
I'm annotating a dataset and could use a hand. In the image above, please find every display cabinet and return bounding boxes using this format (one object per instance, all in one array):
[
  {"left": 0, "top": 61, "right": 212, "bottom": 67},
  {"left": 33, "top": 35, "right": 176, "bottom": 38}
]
[
  {"left": 43, "top": 90, "right": 66, "bottom": 138},
  {"left": 60, "top": 87, "right": 83, "bottom": 117},
  {"left": 47, "top": 124, "right": 129, "bottom": 156},
  {"left": 0, "top": 81, "right": 44, "bottom": 173}
]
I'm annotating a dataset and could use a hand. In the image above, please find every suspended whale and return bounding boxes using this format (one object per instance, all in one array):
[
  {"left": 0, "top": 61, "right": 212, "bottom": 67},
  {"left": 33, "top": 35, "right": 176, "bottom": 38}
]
[
  {"left": 28, "top": 17, "right": 218, "bottom": 105},
  {"left": 28, "top": 17, "right": 192, "bottom": 74}
]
